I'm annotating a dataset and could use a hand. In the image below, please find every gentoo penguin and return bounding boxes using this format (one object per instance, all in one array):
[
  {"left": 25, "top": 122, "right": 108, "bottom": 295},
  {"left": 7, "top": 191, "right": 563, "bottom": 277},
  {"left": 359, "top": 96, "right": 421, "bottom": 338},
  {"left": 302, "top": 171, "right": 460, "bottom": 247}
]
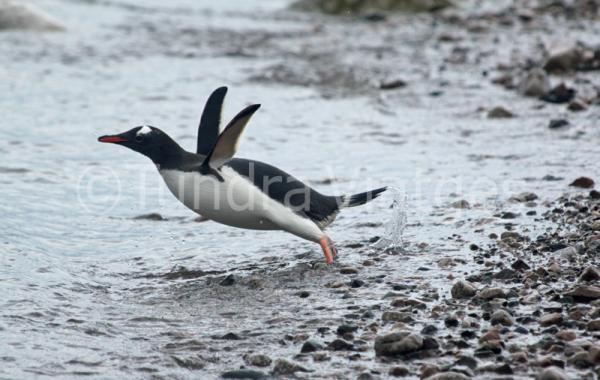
[{"left": 98, "top": 97, "right": 386, "bottom": 264}]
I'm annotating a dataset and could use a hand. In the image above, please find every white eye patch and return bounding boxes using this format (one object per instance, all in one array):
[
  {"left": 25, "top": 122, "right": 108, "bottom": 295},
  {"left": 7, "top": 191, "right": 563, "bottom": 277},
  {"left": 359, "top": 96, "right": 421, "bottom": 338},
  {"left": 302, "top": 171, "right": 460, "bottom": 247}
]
[{"left": 137, "top": 125, "right": 152, "bottom": 136}]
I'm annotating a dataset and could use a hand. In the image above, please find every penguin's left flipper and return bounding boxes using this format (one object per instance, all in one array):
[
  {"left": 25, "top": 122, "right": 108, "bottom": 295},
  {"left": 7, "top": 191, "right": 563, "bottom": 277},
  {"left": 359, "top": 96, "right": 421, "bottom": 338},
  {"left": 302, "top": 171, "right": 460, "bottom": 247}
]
[
  {"left": 197, "top": 86, "right": 228, "bottom": 155},
  {"left": 201, "top": 104, "right": 261, "bottom": 172}
]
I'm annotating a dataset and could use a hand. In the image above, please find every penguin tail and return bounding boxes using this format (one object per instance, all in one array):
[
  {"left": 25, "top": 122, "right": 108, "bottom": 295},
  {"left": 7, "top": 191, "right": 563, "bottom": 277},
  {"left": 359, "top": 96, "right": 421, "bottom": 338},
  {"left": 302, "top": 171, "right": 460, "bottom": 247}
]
[{"left": 340, "top": 187, "right": 387, "bottom": 208}]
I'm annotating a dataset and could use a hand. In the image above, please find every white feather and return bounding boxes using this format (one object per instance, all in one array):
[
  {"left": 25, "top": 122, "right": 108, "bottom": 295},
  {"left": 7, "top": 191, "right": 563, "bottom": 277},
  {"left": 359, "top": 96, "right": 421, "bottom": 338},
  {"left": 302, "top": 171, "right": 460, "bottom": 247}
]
[
  {"left": 159, "top": 167, "right": 323, "bottom": 242},
  {"left": 137, "top": 126, "right": 152, "bottom": 135}
]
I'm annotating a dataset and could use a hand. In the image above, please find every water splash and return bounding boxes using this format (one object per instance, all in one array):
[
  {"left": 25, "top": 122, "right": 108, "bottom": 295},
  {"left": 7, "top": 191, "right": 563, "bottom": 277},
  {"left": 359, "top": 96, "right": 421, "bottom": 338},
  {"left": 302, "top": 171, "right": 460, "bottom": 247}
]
[{"left": 372, "top": 187, "right": 407, "bottom": 250}]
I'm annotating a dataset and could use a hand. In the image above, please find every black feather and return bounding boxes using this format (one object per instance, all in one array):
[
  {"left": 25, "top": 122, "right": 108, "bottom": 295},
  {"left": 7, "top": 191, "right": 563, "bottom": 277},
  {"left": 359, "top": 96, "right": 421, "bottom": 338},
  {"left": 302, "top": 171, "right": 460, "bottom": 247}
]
[
  {"left": 343, "top": 187, "right": 387, "bottom": 207},
  {"left": 227, "top": 158, "right": 340, "bottom": 226},
  {"left": 197, "top": 86, "right": 227, "bottom": 155}
]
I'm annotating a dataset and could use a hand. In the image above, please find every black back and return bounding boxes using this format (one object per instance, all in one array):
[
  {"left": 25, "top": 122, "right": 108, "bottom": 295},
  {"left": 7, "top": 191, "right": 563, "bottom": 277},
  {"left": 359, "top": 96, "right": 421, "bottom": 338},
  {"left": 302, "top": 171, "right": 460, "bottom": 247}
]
[{"left": 226, "top": 158, "right": 341, "bottom": 226}]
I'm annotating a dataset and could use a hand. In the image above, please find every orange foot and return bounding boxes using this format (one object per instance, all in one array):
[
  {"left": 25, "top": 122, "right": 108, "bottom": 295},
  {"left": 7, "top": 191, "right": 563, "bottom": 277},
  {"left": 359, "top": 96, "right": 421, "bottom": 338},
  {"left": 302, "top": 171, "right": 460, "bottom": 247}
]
[{"left": 319, "top": 236, "right": 338, "bottom": 264}]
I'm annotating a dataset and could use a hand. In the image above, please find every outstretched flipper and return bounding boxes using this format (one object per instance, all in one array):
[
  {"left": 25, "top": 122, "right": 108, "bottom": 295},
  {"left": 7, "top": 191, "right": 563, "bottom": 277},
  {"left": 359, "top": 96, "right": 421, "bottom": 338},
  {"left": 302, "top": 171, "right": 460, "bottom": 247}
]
[
  {"left": 197, "top": 86, "right": 228, "bottom": 155},
  {"left": 200, "top": 104, "right": 261, "bottom": 181}
]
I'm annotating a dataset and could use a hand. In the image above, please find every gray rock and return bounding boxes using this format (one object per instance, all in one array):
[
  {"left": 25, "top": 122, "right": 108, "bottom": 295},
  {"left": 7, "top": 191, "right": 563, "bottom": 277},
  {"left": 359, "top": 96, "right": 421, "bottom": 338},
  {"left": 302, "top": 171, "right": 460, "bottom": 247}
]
[
  {"left": 0, "top": 0, "right": 64, "bottom": 31},
  {"left": 272, "top": 358, "right": 310, "bottom": 375},
  {"left": 543, "top": 175, "right": 564, "bottom": 182},
  {"left": 491, "top": 363, "right": 512, "bottom": 374},
  {"left": 449, "top": 365, "right": 474, "bottom": 377},
  {"left": 422, "top": 336, "right": 439, "bottom": 350},
  {"left": 450, "top": 200, "right": 470, "bottom": 209},
  {"left": 220, "top": 332, "right": 242, "bottom": 340},
  {"left": 490, "top": 309, "right": 513, "bottom": 326},
  {"left": 569, "top": 177, "right": 595, "bottom": 189},
  {"left": 312, "top": 352, "right": 329, "bottom": 362},
  {"left": 133, "top": 213, "right": 165, "bottom": 221},
  {"left": 340, "top": 266, "right": 359, "bottom": 274},
  {"left": 478, "top": 329, "right": 500, "bottom": 343},
  {"left": 578, "top": 266, "right": 600, "bottom": 283},
  {"left": 390, "top": 297, "right": 427, "bottom": 309},
  {"left": 369, "top": 9, "right": 400, "bottom": 24},
  {"left": 521, "top": 291, "right": 541, "bottom": 304},
  {"left": 172, "top": 355, "right": 204, "bottom": 370},
  {"left": 389, "top": 366, "right": 409, "bottom": 377},
  {"left": 220, "top": 275, "right": 236, "bottom": 286},
  {"left": 568, "top": 99, "right": 587, "bottom": 111},
  {"left": 548, "top": 119, "right": 570, "bottom": 129},
  {"left": 540, "top": 313, "right": 563, "bottom": 326},
  {"left": 301, "top": 340, "right": 324, "bottom": 353},
  {"left": 544, "top": 45, "right": 582, "bottom": 73},
  {"left": 451, "top": 280, "right": 477, "bottom": 299},
  {"left": 536, "top": 366, "right": 568, "bottom": 380},
  {"left": 454, "top": 355, "right": 478, "bottom": 369},
  {"left": 554, "top": 246, "right": 578, "bottom": 261},
  {"left": 500, "top": 231, "right": 524, "bottom": 242},
  {"left": 444, "top": 315, "right": 459, "bottom": 328},
  {"left": 555, "top": 330, "right": 576, "bottom": 341},
  {"left": 380, "top": 78, "right": 407, "bottom": 90},
  {"left": 564, "top": 285, "right": 600, "bottom": 302},
  {"left": 511, "top": 258, "right": 531, "bottom": 271},
  {"left": 587, "top": 319, "right": 600, "bottom": 332},
  {"left": 494, "top": 268, "right": 516, "bottom": 279},
  {"left": 291, "top": 0, "right": 453, "bottom": 14},
  {"left": 222, "top": 369, "right": 268, "bottom": 379},
  {"left": 328, "top": 338, "right": 353, "bottom": 351},
  {"left": 510, "top": 192, "right": 538, "bottom": 202},
  {"left": 477, "top": 287, "right": 505, "bottom": 300},
  {"left": 382, "top": 311, "right": 413, "bottom": 322},
  {"left": 542, "top": 82, "right": 576, "bottom": 104},
  {"left": 374, "top": 331, "right": 423, "bottom": 356},
  {"left": 589, "top": 345, "right": 600, "bottom": 365},
  {"left": 337, "top": 324, "right": 358, "bottom": 335},
  {"left": 500, "top": 211, "right": 518, "bottom": 219},
  {"left": 518, "top": 68, "right": 550, "bottom": 97},
  {"left": 421, "top": 325, "right": 438, "bottom": 335},
  {"left": 567, "top": 350, "right": 591, "bottom": 368},
  {"left": 487, "top": 106, "right": 514, "bottom": 119},
  {"left": 421, "top": 364, "right": 439, "bottom": 378},
  {"left": 427, "top": 372, "right": 470, "bottom": 380},
  {"left": 357, "top": 372, "right": 375, "bottom": 380},
  {"left": 245, "top": 354, "right": 272, "bottom": 367}
]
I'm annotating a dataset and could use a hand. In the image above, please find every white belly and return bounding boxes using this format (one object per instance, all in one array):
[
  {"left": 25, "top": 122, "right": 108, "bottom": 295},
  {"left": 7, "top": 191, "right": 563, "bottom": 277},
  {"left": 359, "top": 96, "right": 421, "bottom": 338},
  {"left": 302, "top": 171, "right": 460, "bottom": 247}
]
[
  {"left": 159, "top": 167, "right": 275, "bottom": 229},
  {"left": 158, "top": 167, "right": 322, "bottom": 242}
]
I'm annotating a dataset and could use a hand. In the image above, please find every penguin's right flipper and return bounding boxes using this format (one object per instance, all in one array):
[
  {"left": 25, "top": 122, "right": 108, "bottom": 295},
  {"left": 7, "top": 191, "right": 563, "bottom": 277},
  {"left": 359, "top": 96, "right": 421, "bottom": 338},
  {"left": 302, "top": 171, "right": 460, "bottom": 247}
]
[
  {"left": 196, "top": 86, "right": 228, "bottom": 155},
  {"left": 201, "top": 104, "right": 261, "bottom": 171}
]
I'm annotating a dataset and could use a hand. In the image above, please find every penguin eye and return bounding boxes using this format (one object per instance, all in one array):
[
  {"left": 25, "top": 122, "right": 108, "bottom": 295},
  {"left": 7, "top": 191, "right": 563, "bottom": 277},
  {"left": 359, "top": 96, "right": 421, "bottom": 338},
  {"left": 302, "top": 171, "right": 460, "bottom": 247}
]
[{"left": 135, "top": 134, "right": 144, "bottom": 142}]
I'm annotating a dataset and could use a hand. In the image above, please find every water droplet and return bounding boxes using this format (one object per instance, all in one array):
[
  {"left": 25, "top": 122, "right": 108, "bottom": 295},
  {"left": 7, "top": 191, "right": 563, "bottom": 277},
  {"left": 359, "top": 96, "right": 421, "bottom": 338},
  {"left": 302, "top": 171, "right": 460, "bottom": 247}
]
[{"left": 372, "top": 187, "right": 407, "bottom": 250}]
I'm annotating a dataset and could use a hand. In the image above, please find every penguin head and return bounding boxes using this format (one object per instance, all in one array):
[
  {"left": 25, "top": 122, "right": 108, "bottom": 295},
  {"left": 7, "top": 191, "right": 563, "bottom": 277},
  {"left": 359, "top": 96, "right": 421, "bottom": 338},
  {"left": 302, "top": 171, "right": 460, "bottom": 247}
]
[{"left": 98, "top": 126, "right": 182, "bottom": 164}]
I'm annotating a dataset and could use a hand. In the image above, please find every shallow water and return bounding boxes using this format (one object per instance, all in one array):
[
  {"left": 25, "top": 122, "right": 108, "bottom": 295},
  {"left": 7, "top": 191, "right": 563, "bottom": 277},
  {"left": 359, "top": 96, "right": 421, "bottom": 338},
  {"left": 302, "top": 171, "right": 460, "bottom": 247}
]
[{"left": 1, "top": 0, "right": 599, "bottom": 378}]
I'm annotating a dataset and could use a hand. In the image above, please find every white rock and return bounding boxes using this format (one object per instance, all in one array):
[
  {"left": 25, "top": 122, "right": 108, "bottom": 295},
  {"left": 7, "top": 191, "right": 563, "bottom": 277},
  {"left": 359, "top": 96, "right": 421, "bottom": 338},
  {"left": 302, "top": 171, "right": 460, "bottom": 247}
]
[
  {"left": 518, "top": 68, "right": 550, "bottom": 97},
  {"left": 0, "top": 0, "right": 64, "bottom": 31},
  {"left": 537, "top": 366, "right": 568, "bottom": 380}
]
